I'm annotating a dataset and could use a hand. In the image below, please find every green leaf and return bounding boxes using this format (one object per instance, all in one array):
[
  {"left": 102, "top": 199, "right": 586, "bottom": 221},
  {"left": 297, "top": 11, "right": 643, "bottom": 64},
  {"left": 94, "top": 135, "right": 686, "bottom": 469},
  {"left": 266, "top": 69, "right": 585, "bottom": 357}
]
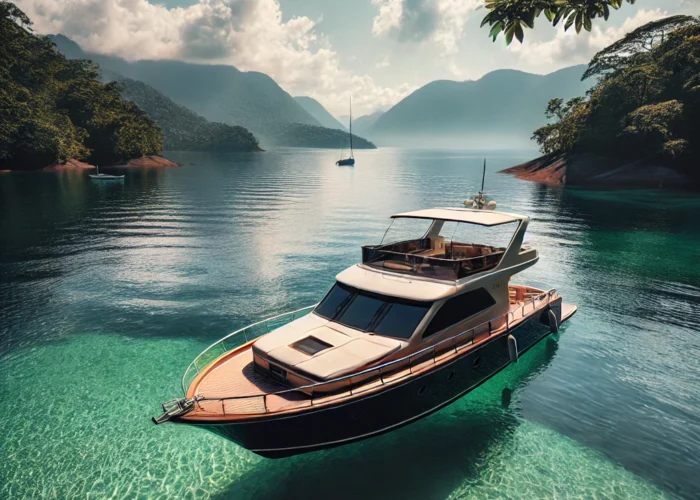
[
  {"left": 564, "top": 13, "right": 575, "bottom": 31},
  {"left": 515, "top": 23, "right": 525, "bottom": 43},
  {"left": 505, "top": 23, "right": 516, "bottom": 46},
  {"left": 489, "top": 22, "right": 503, "bottom": 39},
  {"left": 544, "top": 8, "right": 555, "bottom": 22},
  {"left": 575, "top": 11, "right": 583, "bottom": 33},
  {"left": 523, "top": 10, "right": 536, "bottom": 29},
  {"left": 583, "top": 15, "right": 592, "bottom": 32}
]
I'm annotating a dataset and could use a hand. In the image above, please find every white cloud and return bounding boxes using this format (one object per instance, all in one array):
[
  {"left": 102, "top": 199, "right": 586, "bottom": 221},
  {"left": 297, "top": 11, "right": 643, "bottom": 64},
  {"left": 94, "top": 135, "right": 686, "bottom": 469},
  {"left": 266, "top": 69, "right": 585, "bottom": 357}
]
[
  {"left": 376, "top": 56, "right": 391, "bottom": 68},
  {"left": 509, "top": 9, "right": 667, "bottom": 72},
  {"left": 15, "top": 0, "right": 411, "bottom": 115},
  {"left": 371, "top": 0, "right": 479, "bottom": 54}
]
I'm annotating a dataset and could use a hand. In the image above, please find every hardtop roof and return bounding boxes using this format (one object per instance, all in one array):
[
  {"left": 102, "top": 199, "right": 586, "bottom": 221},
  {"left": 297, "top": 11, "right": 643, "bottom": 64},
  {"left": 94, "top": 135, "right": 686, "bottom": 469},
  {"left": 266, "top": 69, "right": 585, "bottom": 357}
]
[{"left": 391, "top": 208, "right": 524, "bottom": 227}]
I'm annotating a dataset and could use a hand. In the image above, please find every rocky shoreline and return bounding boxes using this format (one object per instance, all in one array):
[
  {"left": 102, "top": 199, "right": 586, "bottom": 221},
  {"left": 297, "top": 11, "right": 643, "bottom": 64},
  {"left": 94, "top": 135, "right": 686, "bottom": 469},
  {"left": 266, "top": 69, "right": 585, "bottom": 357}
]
[
  {"left": 38, "top": 155, "right": 180, "bottom": 172},
  {"left": 501, "top": 153, "right": 696, "bottom": 189}
]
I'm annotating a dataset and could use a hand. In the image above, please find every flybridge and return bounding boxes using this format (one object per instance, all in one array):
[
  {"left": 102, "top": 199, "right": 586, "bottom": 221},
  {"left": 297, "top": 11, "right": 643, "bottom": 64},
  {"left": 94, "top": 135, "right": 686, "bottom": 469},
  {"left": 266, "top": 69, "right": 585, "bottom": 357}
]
[{"left": 361, "top": 208, "right": 524, "bottom": 281}]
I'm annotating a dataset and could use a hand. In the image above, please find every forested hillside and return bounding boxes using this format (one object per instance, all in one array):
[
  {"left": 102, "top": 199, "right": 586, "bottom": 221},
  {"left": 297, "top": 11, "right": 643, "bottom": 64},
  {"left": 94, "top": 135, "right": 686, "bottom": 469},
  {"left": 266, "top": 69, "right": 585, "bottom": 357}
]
[
  {"left": 0, "top": 3, "right": 162, "bottom": 170},
  {"left": 267, "top": 123, "right": 376, "bottom": 149},
  {"left": 504, "top": 16, "right": 700, "bottom": 188},
  {"left": 108, "top": 73, "right": 260, "bottom": 152}
]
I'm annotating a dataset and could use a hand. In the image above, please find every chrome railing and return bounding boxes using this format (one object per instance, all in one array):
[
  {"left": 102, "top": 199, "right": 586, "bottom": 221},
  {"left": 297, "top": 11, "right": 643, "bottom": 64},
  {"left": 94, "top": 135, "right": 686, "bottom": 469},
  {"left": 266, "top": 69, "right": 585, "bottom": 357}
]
[
  {"left": 507, "top": 289, "right": 558, "bottom": 326},
  {"left": 186, "top": 289, "right": 559, "bottom": 416},
  {"left": 181, "top": 304, "right": 317, "bottom": 394}
]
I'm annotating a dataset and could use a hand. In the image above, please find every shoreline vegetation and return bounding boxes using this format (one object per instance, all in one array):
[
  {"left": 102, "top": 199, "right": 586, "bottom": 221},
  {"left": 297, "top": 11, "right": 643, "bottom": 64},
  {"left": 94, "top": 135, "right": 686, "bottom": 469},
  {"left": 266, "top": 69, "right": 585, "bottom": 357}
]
[
  {"left": 502, "top": 16, "right": 700, "bottom": 190},
  {"left": 0, "top": 4, "right": 172, "bottom": 172}
]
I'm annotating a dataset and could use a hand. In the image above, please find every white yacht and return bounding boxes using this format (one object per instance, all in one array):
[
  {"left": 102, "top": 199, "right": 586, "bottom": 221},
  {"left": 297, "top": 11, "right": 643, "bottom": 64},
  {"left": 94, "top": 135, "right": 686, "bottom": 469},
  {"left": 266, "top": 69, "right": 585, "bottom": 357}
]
[{"left": 154, "top": 207, "right": 576, "bottom": 458}]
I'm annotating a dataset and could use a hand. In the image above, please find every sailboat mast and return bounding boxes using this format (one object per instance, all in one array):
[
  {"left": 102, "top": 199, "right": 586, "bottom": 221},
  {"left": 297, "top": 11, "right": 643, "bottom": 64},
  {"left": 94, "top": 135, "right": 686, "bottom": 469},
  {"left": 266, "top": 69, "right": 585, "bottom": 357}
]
[
  {"left": 481, "top": 159, "right": 486, "bottom": 193},
  {"left": 349, "top": 95, "right": 353, "bottom": 156}
]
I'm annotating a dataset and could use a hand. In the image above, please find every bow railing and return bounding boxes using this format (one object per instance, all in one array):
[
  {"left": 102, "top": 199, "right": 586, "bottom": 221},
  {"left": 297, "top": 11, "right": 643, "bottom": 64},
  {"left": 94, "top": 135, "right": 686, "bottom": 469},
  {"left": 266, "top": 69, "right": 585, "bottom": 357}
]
[{"left": 181, "top": 304, "right": 317, "bottom": 394}]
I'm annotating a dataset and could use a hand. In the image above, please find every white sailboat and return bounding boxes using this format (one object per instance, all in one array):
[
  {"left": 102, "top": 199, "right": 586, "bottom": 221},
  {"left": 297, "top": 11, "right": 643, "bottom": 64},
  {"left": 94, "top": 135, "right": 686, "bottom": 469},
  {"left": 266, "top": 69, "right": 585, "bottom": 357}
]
[{"left": 336, "top": 96, "right": 355, "bottom": 166}]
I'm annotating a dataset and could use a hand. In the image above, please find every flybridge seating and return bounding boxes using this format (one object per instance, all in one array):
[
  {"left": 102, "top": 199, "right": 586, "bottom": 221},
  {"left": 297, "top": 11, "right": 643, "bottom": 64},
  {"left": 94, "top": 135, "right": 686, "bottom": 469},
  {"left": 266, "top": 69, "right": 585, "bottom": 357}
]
[{"left": 361, "top": 208, "right": 523, "bottom": 281}]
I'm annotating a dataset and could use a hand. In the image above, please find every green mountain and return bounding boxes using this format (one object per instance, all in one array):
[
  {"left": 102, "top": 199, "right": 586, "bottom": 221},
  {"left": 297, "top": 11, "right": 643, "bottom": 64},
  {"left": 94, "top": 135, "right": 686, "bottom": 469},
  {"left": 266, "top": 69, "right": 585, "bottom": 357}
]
[
  {"left": 294, "top": 96, "right": 346, "bottom": 130},
  {"left": 103, "top": 71, "right": 259, "bottom": 152},
  {"left": 49, "top": 35, "right": 374, "bottom": 149},
  {"left": 267, "top": 123, "right": 375, "bottom": 149},
  {"left": 369, "top": 66, "right": 592, "bottom": 148},
  {"left": 0, "top": 5, "right": 161, "bottom": 170}
]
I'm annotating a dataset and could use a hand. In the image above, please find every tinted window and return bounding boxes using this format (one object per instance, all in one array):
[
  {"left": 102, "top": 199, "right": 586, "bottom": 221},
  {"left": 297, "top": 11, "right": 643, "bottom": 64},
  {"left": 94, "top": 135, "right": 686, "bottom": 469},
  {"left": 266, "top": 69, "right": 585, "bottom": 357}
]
[
  {"left": 314, "top": 282, "right": 430, "bottom": 339},
  {"left": 337, "top": 294, "right": 386, "bottom": 331},
  {"left": 374, "top": 302, "right": 431, "bottom": 340},
  {"left": 423, "top": 288, "right": 495, "bottom": 338},
  {"left": 315, "top": 283, "right": 353, "bottom": 320}
]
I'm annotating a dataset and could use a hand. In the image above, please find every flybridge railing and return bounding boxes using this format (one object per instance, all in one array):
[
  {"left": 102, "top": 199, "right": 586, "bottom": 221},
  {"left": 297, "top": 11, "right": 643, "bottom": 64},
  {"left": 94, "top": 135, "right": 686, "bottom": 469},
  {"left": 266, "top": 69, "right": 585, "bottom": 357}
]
[
  {"left": 184, "top": 289, "right": 559, "bottom": 416},
  {"left": 181, "top": 305, "right": 317, "bottom": 395},
  {"left": 361, "top": 245, "right": 504, "bottom": 281},
  {"left": 507, "top": 289, "right": 558, "bottom": 326}
]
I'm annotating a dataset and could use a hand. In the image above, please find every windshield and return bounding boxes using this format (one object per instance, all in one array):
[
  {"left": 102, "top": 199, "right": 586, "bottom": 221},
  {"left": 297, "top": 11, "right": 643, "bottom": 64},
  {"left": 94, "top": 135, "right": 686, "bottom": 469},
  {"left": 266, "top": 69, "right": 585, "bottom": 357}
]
[{"left": 314, "top": 282, "right": 431, "bottom": 340}]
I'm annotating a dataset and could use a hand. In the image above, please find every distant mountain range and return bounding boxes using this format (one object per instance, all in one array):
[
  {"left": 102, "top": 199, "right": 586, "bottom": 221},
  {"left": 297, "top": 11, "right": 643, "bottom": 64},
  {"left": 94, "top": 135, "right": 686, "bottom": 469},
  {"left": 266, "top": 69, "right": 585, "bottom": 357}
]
[
  {"left": 294, "top": 96, "right": 346, "bottom": 131},
  {"left": 49, "top": 35, "right": 375, "bottom": 150},
  {"left": 49, "top": 35, "right": 592, "bottom": 151},
  {"left": 368, "top": 66, "right": 592, "bottom": 148}
]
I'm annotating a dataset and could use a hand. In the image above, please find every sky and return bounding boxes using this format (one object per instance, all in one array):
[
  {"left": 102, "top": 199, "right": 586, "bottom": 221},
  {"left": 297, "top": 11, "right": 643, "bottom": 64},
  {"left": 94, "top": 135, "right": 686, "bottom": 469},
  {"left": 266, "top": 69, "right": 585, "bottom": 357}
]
[{"left": 15, "top": 0, "right": 700, "bottom": 117}]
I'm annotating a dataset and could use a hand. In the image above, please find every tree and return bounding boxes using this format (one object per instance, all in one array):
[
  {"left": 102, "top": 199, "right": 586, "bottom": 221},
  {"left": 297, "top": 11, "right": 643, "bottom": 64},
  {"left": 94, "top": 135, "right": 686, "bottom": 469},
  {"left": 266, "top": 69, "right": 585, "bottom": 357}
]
[
  {"left": 530, "top": 18, "right": 700, "bottom": 171},
  {"left": 0, "top": 1, "right": 163, "bottom": 170},
  {"left": 582, "top": 15, "right": 697, "bottom": 80},
  {"left": 532, "top": 97, "right": 588, "bottom": 154},
  {"left": 482, "top": 0, "right": 637, "bottom": 45},
  {"left": 620, "top": 100, "right": 686, "bottom": 157}
]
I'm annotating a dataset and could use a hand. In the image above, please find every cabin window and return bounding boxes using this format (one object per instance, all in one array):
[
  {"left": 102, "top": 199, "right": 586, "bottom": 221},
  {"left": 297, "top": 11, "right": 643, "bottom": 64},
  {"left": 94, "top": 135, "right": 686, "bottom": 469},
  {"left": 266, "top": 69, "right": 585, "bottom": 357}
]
[
  {"left": 422, "top": 288, "right": 495, "bottom": 339},
  {"left": 337, "top": 293, "right": 386, "bottom": 331},
  {"left": 314, "top": 282, "right": 431, "bottom": 339},
  {"left": 373, "top": 301, "right": 431, "bottom": 340},
  {"left": 314, "top": 282, "right": 354, "bottom": 320}
]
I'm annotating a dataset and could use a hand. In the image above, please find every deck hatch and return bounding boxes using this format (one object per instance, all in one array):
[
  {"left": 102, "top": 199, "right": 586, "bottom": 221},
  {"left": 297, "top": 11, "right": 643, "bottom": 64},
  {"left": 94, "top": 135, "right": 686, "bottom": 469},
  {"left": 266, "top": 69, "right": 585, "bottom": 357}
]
[{"left": 291, "top": 336, "right": 333, "bottom": 356}]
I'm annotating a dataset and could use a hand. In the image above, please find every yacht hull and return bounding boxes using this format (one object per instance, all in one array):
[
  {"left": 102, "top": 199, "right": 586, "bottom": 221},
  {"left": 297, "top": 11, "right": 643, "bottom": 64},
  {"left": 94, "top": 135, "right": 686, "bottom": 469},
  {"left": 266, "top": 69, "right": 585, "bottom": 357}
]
[{"left": 177, "top": 299, "right": 573, "bottom": 458}]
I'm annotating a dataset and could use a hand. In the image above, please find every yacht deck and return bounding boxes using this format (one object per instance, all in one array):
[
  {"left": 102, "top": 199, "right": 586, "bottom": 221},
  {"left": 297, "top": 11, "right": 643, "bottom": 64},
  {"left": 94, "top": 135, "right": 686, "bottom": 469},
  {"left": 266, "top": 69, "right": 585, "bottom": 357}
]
[{"left": 183, "top": 289, "right": 576, "bottom": 421}]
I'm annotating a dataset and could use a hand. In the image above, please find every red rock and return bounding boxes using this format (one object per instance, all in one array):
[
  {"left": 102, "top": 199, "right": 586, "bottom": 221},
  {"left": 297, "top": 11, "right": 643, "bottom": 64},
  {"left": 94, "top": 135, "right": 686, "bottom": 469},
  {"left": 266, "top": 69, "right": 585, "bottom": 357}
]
[{"left": 43, "top": 159, "right": 96, "bottom": 171}]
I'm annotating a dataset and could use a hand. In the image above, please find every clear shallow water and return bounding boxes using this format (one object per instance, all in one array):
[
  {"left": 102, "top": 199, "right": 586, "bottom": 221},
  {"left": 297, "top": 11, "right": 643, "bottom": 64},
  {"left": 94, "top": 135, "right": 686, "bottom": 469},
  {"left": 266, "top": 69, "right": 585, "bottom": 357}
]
[{"left": 1, "top": 148, "right": 698, "bottom": 499}]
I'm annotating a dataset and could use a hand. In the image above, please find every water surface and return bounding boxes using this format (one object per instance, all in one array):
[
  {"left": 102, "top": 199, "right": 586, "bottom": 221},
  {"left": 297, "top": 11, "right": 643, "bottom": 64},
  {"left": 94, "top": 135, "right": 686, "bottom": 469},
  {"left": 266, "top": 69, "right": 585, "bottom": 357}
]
[{"left": 1, "top": 148, "right": 698, "bottom": 499}]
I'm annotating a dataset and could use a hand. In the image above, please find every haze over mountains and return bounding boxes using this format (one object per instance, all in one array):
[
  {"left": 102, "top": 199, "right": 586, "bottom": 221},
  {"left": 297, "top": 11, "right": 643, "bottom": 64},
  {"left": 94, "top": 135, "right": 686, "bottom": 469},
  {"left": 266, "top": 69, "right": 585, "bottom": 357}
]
[
  {"left": 49, "top": 35, "right": 375, "bottom": 150},
  {"left": 108, "top": 71, "right": 260, "bottom": 152},
  {"left": 294, "top": 96, "right": 346, "bottom": 131},
  {"left": 367, "top": 66, "right": 592, "bottom": 148},
  {"left": 49, "top": 35, "right": 592, "bottom": 152}
]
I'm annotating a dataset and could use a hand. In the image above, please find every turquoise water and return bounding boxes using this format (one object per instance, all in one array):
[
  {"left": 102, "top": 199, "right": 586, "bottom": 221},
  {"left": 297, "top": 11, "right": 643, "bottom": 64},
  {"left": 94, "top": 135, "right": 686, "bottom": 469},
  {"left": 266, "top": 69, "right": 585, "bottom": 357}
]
[{"left": 1, "top": 148, "right": 698, "bottom": 499}]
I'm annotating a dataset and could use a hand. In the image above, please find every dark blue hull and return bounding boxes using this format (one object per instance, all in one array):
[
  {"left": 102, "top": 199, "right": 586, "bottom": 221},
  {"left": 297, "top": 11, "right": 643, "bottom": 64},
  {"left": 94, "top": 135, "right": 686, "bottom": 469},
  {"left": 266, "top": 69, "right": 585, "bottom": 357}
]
[
  {"left": 336, "top": 158, "right": 355, "bottom": 166},
  {"left": 179, "top": 300, "right": 570, "bottom": 458}
]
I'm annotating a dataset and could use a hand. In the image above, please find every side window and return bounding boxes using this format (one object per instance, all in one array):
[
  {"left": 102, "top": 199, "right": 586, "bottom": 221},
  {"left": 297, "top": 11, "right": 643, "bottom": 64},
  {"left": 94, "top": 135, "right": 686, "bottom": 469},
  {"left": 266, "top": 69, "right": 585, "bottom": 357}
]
[
  {"left": 422, "top": 288, "right": 495, "bottom": 339},
  {"left": 314, "top": 283, "right": 354, "bottom": 320}
]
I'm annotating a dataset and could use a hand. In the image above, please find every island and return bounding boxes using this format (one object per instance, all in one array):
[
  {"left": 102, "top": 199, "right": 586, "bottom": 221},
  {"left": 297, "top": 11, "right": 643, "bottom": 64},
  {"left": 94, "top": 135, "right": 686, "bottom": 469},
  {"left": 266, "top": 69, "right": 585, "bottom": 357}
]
[{"left": 501, "top": 16, "right": 700, "bottom": 190}]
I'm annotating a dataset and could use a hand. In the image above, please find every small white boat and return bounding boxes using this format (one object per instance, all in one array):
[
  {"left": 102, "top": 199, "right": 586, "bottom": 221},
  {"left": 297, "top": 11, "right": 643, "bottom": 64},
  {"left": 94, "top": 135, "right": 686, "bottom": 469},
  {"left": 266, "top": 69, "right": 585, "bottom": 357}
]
[{"left": 89, "top": 165, "right": 124, "bottom": 180}]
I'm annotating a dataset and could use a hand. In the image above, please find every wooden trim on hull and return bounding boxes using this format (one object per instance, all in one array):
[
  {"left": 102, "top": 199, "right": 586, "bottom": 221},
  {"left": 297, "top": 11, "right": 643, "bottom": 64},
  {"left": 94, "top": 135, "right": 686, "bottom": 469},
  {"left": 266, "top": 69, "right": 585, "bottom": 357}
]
[{"left": 178, "top": 301, "right": 576, "bottom": 458}]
